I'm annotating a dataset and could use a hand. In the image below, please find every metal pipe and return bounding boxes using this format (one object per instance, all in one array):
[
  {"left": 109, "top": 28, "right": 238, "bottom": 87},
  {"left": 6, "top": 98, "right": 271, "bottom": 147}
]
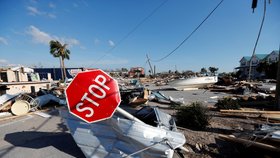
[
  {"left": 125, "top": 138, "right": 168, "bottom": 157},
  {"left": 116, "top": 107, "right": 145, "bottom": 124}
]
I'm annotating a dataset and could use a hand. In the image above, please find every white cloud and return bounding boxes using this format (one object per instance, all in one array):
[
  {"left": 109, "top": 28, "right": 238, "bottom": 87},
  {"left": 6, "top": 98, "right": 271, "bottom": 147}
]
[
  {"left": 47, "top": 13, "right": 56, "bottom": 19},
  {"left": 94, "top": 38, "right": 100, "bottom": 45},
  {"left": 27, "top": 25, "right": 52, "bottom": 44},
  {"left": 27, "top": 6, "right": 42, "bottom": 16},
  {"left": 80, "top": 46, "right": 86, "bottom": 50},
  {"left": 27, "top": 25, "right": 80, "bottom": 47},
  {"left": 61, "top": 38, "right": 80, "bottom": 46},
  {"left": 108, "top": 40, "right": 115, "bottom": 47},
  {"left": 49, "top": 2, "right": 56, "bottom": 8},
  {"left": 26, "top": 6, "right": 56, "bottom": 19},
  {"left": 30, "top": 0, "right": 38, "bottom": 4},
  {"left": 0, "top": 37, "right": 8, "bottom": 45},
  {"left": 73, "top": 3, "right": 78, "bottom": 8},
  {"left": 0, "top": 59, "right": 8, "bottom": 65}
]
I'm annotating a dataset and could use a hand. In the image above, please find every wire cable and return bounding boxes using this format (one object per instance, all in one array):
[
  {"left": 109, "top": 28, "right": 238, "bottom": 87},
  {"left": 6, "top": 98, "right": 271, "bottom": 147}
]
[
  {"left": 87, "top": 0, "right": 169, "bottom": 68},
  {"left": 248, "top": 0, "right": 267, "bottom": 80},
  {"left": 150, "top": 0, "right": 224, "bottom": 62}
]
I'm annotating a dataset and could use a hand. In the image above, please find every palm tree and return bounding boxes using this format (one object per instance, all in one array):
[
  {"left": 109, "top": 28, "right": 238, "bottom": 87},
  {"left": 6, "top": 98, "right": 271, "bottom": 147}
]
[
  {"left": 49, "top": 40, "right": 70, "bottom": 81},
  {"left": 200, "top": 67, "right": 207, "bottom": 76},
  {"left": 208, "top": 67, "right": 219, "bottom": 76}
]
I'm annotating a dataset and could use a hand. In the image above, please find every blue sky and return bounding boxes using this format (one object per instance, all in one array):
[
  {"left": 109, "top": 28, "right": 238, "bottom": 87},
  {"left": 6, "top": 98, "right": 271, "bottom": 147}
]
[{"left": 0, "top": 0, "right": 279, "bottom": 73}]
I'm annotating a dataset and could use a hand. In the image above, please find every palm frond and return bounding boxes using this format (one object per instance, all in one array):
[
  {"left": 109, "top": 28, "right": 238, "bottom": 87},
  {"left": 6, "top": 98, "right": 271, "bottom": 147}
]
[
  {"left": 49, "top": 40, "right": 71, "bottom": 60},
  {"left": 66, "top": 49, "right": 70, "bottom": 59}
]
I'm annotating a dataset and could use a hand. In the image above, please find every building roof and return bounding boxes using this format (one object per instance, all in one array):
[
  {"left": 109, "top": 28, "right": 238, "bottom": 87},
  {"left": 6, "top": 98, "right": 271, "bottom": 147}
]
[
  {"left": 240, "top": 53, "right": 270, "bottom": 62},
  {"left": 242, "top": 56, "right": 251, "bottom": 61},
  {"left": 254, "top": 54, "right": 268, "bottom": 60},
  {"left": 272, "top": 50, "right": 279, "bottom": 53}
]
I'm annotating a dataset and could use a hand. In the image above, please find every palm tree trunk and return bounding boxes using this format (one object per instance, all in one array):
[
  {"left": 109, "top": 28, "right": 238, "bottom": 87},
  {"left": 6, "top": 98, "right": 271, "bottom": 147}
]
[
  {"left": 62, "top": 58, "right": 67, "bottom": 81},
  {"left": 59, "top": 56, "right": 64, "bottom": 81}
]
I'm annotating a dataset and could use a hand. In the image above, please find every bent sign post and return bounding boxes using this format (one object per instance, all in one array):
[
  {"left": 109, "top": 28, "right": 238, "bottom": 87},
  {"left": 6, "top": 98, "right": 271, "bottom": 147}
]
[{"left": 65, "top": 69, "right": 121, "bottom": 123}]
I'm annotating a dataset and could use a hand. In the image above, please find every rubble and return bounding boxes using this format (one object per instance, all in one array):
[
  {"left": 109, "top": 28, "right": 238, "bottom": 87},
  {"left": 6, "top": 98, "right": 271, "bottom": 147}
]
[
  {"left": 1, "top": 74, "right": 280, "bottom": 158},
  {"left": 218, "top": 123, "right": 280, "bottom": 155},
  {"left": 149, "top": 91, "right": 185, "bottom": 105},
  {"left": 0, "top": 93, "right": 21, "bottom": 111},
  {"left": 0, "top": 86, "right": 66, "bottom": 116}
]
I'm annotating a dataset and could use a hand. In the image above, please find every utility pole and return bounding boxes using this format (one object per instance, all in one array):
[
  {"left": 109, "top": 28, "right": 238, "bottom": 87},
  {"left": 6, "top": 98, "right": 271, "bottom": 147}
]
[
  {"left": 146, "top": 54, "right": 154, "bottom": 77},
  {"left": 248, "top": 0, "right": 267, "bottom": 81},
  {"left": 276, "top": 44, "right": 280, "bottom": 110}
]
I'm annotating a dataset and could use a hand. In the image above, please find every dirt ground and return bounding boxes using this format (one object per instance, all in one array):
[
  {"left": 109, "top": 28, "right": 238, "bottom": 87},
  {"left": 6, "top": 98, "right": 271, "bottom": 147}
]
[{"left": 177, "top": 109, "right": 278, "bottom": 158}]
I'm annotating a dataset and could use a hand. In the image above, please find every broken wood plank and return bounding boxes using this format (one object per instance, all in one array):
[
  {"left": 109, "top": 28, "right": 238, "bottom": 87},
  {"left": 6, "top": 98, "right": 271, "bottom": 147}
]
[
  {"left": 261, "top": 114, "right": 280, "bottom": 121},
  {"left": 220, "top": 109, "right": 280, "bottom": 114},
  {"left": 259, "top": 117, "right": 280, "bottom": 123},
  {"left": 218, "top": 134, "right": 280, "bottom": 152}
]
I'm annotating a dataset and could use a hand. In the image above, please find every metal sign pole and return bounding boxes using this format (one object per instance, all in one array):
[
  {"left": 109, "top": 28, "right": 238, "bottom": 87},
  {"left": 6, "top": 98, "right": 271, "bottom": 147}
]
[{"left": 116, "top": 107, "right": 145, "bottom": 124}]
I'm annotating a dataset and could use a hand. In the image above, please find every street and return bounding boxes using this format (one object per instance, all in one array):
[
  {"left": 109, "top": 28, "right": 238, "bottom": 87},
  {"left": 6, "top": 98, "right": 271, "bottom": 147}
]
[{"left": 0, "top": 109, "right": 85, "bottom": 158}]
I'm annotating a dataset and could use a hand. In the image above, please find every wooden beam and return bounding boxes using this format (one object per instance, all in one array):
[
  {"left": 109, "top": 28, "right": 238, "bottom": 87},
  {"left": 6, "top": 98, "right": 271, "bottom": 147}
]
[
  {"left": 220, "top": 109, "right": 280, "bottom": 114},
  {"left": 218, "top": 134, "right": 280, "bottom": 152}
]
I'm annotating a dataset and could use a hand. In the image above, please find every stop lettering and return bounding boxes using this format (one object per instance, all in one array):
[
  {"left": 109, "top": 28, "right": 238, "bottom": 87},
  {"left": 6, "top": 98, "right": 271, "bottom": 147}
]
[{"left": 65, "top": 69, "right": 121, "bottom": 123}]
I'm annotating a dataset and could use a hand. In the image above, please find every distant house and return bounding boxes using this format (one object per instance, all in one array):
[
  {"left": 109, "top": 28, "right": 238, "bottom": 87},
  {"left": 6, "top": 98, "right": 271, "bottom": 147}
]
[
  {"left": 0, "top": 67, "right": 52, "bottom": 95},
  {"left": 0, "top": 67, "right": 34, "bottom": 82},
  {"left": 236, "top": 50, "right": 279, "bottom": 79},
  {"left": 128, "top": 67, "right": 145, "bottom": 78}
]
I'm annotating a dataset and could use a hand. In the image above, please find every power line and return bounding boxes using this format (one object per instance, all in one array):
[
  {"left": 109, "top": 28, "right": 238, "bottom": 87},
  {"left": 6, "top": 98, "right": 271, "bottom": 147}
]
[
  {"left": 87, "top": 0, "right": 169, "bottom": 68},
  {"left": 150, "top": 0, "right": 224, "bottom": 62},
  {"left": 248, "top": 0, "right": 267, "bottom": 80}
]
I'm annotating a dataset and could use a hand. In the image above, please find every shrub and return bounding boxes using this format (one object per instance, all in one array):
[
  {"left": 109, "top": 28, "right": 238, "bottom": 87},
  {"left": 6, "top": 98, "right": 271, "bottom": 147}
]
[
  {"left": 215, "top": 98, "right": 240, "bottom": 110},
  {"left": 176, "top": 102, "right": 210, "bottom": 130}
]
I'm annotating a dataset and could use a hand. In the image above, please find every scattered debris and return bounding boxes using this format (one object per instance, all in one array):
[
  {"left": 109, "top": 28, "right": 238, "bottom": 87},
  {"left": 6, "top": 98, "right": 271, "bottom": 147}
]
[
  {"left": 34, "top": 94, "right": 66, "bottom": 108},
  {"left": 260, "top": 114, "right": 280, "bottom": 121},
  {"left": 149, "top": 91, "right": 184, "bottom": 105},
  {"left": 0, "top": 87, "right": 66, "bottom": 116},
  {"left": 210, "top": 96, "right": 219, "bottom": 99},
  {"left": 0, "top": 93, "right": 21, "bottom": 111},
  {"left": 11, "top": 100, "right": 30, "bottom": 116},
  {"left": 256, "top": 83, "right": 276, "bottom": 93},
  {"left": 218, "top": 134, "right": 280, "bottom": 153},
  {"left": 0, "top": 112, "right": 12, "bottom": 118}
]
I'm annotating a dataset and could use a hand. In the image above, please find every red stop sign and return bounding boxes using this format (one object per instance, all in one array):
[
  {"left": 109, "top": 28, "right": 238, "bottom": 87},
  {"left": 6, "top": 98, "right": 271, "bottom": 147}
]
[{"left": 65, "top": 69, "right": 121, "bottom": 123}]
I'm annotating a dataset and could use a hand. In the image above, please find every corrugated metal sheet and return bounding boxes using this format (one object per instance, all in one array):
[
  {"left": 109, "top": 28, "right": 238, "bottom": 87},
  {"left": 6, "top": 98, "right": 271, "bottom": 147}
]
[{"left": 60, "top": 108, "right": 185, "bottom": 158}]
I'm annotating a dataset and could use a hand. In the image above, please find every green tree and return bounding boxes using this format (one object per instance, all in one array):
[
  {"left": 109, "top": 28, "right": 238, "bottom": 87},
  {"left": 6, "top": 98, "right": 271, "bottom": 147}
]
[
  {"left": 121, "top": 68, "right": 128, "bottom": 72},
  {"left": 200, "top": 67, "right": 207, "bottom": 75},
  {"left": 49, "top": 40, "right": 71, "bottom": 81},
  {"left": 256, "top": 61, "right": 269, "bottom": 74},
  {"left": 257, "top": 61, "right": 278, "bottom": 79},
  {"left": 208, "top": 67, "right": 219, "bottom": 75}
]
